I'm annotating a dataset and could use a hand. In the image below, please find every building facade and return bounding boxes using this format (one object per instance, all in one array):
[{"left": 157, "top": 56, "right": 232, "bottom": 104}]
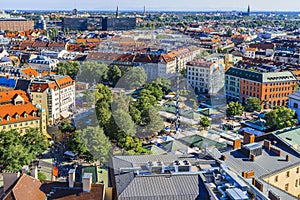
[
  {"left": 0, "top": 90, "right": 47, "bottom": 135},
  {"left": 30, "top": 75, "right": 75, "bottom": 125},
  {"left": 186, "top": 58, "right": 225, "bottom": 95},
  {"left": 225, "top": 67, "right": 298, "bottom": 109},
  {"left": 0, "top": 19, "right": 34, "bottom": 31},
  {"left": 288, "top": 89, "right": 300, "bottom": 122}
]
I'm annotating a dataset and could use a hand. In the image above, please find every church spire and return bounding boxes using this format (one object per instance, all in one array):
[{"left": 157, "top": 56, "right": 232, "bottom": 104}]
[{"left": 116, "top": 6, "right": 119, "bottom": 18}]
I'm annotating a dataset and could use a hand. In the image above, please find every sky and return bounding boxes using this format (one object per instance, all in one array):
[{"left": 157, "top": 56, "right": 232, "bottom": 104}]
[{"left": 2, "top": 0, "right": 300, "bottom": 11}]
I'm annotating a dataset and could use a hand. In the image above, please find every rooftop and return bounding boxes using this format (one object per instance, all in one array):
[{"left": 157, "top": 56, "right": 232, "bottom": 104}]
[{"left": 223, "top": 137, "right": 300, "bottom": 200}]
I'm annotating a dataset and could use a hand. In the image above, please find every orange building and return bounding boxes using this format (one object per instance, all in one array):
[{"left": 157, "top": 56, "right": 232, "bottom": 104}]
[
  {"left": 0, "top": 90, "right": 47, "bottom": 136},
  {"left": 0, "top": 19, "right": 34, "bottom": 31},
  {"left": 226, "top": 67, "right": 298, "bottom": 109}
]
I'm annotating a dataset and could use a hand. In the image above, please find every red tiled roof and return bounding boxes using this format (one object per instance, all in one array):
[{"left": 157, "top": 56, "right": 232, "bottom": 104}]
[
  {"left": 48, "top": 42, "right": 65, "bottom": 47},
  {"left": 21, "top": 68, "right": 38, "bottom": 78},
  {"left": 0, "top": 90, "right": 30, "bottom": 103},
  {"left": 56, "top": 76, "right": 74, "bottom": 89},
  {"left": 3, "top": 174, "right": 46, "bottom": 200}
]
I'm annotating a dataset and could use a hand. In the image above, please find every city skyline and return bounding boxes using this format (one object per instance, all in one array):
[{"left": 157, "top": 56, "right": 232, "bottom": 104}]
[{"left": 2, "top": 0, "right": 300, "bottom": 11}]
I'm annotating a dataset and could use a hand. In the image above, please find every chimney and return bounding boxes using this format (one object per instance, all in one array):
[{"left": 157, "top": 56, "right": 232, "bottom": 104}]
[
  {"left": 22, "top": 166, "right": 29, "bottom": 174},
  {"left": 82, "top": 173, "right": 93, "bottom": 192},
  {"left": 250, "top": 154, "right": 256, "bottom": 161},
  {"left": 3, "top": 171, "right": 20, "bottom": 192},
  {"left": 31, "top": 166, "right": 38, "bottom": 179},
  {"left": 286, "top": 155, "right": 290, "bottom": 162},
  {"left": 68, "top": 169, "right": 76, "bottom": 188},
  {"left": 264, "top": 139, "right": 271, "bottom": 150},
  {"left": 243, "top": 132, "right": 255, "bottom": 144},
  {"left": 233, "top": 139, "right": 242, "bottom": 149}
]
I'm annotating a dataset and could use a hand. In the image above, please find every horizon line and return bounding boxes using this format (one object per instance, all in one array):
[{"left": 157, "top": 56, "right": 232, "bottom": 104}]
[{"left": 3, "top": 9, "right": 300, "bottom": 13}]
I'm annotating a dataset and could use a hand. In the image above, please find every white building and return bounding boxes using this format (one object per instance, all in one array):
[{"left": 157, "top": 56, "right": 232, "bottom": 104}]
[
  {"left": 30, "top": 75, "right": 75, "bottom": 125},
  {"left": 244, "top": 47, "right": 257, "bottom": 58},
  {"left": 289, "top": 89, "right": 300, "bottom": 122},
  {"left": 186, "top": 57, "right": 225, "bottom": 95}
]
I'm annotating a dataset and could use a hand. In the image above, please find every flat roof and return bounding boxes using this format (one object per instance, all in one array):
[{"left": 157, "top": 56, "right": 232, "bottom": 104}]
[
  {"left": 274, "top": 127, "right": 300, "bottom": 152},
  {"left": 223, "top": 140, "right": 300, "bottom": 200}
]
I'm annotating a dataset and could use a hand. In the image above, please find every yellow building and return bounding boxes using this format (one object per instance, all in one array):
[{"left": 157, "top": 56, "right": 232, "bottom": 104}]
[
  {"left": 263, "top": 164, "right": 300, "bottom": 198},
  {"left": 0, "top": 90, "right": 48, "bottom": 137}
]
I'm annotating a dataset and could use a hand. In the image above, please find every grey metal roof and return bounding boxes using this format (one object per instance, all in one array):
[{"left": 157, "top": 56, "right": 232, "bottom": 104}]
[
  {"left": 225, "top": 67, "right": 297, "bottom": 83},
  {"left": 118, "top": 174, "right": 209, "bottom": 200},
  {"left": 223, "top": 140, "right": 300, "bottom": 200},
  {"left": 226, "top": 67, "right": 263, "bottom": 82},
  {"left": 112, "top": 154, "right": 213, "bottom": 200}
]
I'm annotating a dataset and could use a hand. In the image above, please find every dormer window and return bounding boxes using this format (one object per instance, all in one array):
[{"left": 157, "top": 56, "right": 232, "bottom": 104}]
[
  {"left": 24, "top": 113, "right": 28, "bottom": 118},
  {"left": 6, "top": 115, "right": 10, "bottom": 121},
  {"left": 32, "top": 112, "right": 37, "bottom": 117},
  {"left": 0, "top": 117, "right": 2, "bottom": 122},
  {"left": 15, "top": 114, "right": 20, "bottom": 120}
]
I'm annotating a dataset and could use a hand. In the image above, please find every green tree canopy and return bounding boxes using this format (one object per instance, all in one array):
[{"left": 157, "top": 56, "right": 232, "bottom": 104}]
[
  {"left": 121, "top": 67, "right": 147, "bottom": 89},
  {"left": 95, "top": 84, "right": 112, "bottom": 104},
  {"left": 112, "top": 109, "right": 136, "bottom": 137},
  {"left": 245, "top": 97, "right": 262, "bottom": 112},
  {"left": 57, "top": 61, "right": 80, "bottom": 79},
  {"left": 79, "top": 126, "right": 112, "bottom": 163},
  {"left": 0, "top": 129, "right": 48, "bottom": 171},
  {"left": 226, "top": 101, "right": 244, "bottom": 117},
  {"left": 59, "top": 120, "right": 74, "bottom": 133},
  {"left": 265, "top": 107, "right": 297, "bottom": 131},
  {"left": 79, "top": 62, "right": 108, "bottom": 83},
  {"left": 199, "top": 116, "right": 211, "bottom": 130},
  {"left": 107, "top": 65, "right": 122, "bottom": 86}
]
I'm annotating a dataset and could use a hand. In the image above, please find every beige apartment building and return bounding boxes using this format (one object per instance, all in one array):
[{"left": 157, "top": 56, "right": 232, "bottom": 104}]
[{"left": 263, "top": 164, "right": 300, "bottom": 198}]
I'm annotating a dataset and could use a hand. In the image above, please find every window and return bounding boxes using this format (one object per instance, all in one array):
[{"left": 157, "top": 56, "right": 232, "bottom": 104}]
[
  {"left": 296, "top": 179, "right": 299, "bottom": 187},
  {"left": 294, "top": 103, "right": 298, "bottom": 109},
  {"left": 7, "top": 116, "right": 10, "bottom": 121},
  {"left": 275, "top": 176, "right": 278, "bottom": 182},
  {"left": 297, "top": 167, "right": 299, "bottom": 174},
  {"left": 285, "top": 183, "right": 289, "bottom": 191},
  {"left": 287, "top": 171, "right": 290, "bottom": 178}
]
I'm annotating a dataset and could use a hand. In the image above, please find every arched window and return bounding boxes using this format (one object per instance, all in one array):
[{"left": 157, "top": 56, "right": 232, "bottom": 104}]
[
  {"left": 7, "top": 115, "right": 10, "bottom": 121},
  {"left": 15, "top": 114, "right": 20, "bottom": 120},
  {"left": 32, "top": 112, "right": 37, "bottom": 117},
  {"left": 24, "top": 113, "right": 28, "bottom": 118}
]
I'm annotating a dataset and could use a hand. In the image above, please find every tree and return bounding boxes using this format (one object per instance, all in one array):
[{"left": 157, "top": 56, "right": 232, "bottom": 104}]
[
  {"left": 38, "top": 172, "right": 47, "bottom": 181},
  {"left": 265, "top": 107, "right": 297, "bottom": 131},
  {"left": 143, "top": 83, "right": 164, "bottom": 101},
  {"left": 112, "top": 109, "right": 136, "bottom": 136},
  {"left": 107, "top": 65, "right": 122, "bottom": 86},
  {"left": 121, "top": 67, "right": 147, "bottom": 89},
  {"left": 57, "top": 61, "right": 80, "bottom": 79},
  {"left": 20, "top": 129, "right": 49, "bottom": 155},
  {"left": 118, "top": 136, "right": 150, "bottom": 155},
  {"left": 199, "top": 116, "right": 211, "bottom": 130},
  {"left": 129, "top": 105, "right": 142, "bottom": 124},
  {"left": 226, "top": 101, "right": 244, "bottom": 117},
  {"left": 79, "top": 62, "right": 108, "bottom": 84},
  {"left": 0, "top": 129, "right": 48, "bottom": 171},
  {"left": 95, "top": 84, "right": 112, "bottom": 104},
  {"left": 95, "top": 101, "right": 112, "bottom": 128},
  {"left": 245, "top": 97, "right": 262, "bottom": 112},
  {"left": 78, "top": 126, "right": 112, "bottom": 163},
  {"left": 59, "top": 120, "right": 74, "bottom": 133},
  {"left": 83, "top": 89, "right": 96, "bottom": 107},
  {"left": 144, "top": 107, "right": 164, "bottom": 134}
]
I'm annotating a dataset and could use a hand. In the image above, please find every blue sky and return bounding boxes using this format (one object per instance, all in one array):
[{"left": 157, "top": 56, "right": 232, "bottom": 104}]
[{"left": 2, "top": 0, "right": 300, "bottom": 11}]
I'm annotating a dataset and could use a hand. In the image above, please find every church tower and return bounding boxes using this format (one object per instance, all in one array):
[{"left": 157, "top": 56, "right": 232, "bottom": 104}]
[
  {"left": 116, "top": 6, "right": 119, "bottom": 18},
  {"left": 247, "top": 5, "right": 250, "bottom": 16}
]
